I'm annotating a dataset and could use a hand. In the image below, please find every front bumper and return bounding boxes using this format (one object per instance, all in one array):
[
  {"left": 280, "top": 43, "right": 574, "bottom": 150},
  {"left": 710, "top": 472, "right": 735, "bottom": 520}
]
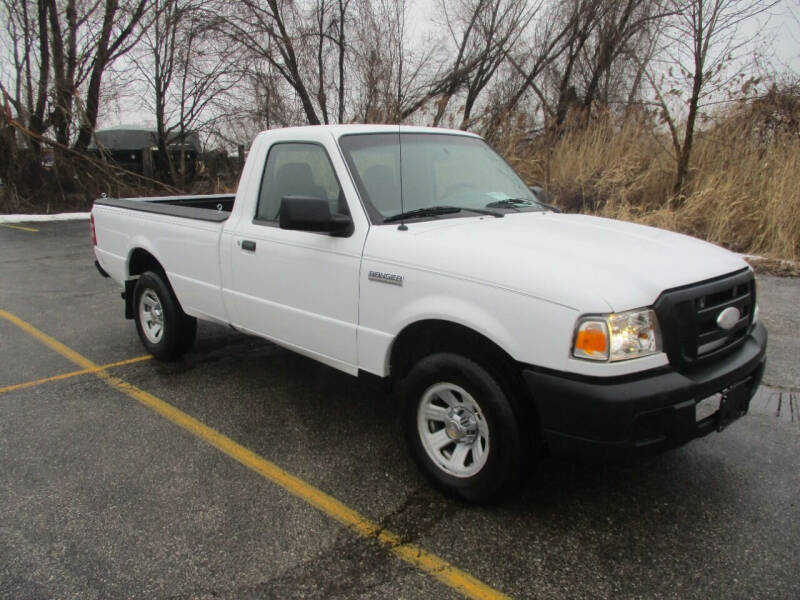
[{"left": 523, "top": 321, "right": 767, "bottom": 462}]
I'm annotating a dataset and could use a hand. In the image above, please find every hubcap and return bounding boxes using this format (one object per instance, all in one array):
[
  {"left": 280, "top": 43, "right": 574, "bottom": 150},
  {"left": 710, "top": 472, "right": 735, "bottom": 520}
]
[
  {"left": 444, "top": 406, "right": 478, "bottom": 444},
  {"left": 139, "top": 288, "right": 164, "bottom": 344},
  {"left": 417, "top": 383, "right": 489, "bottom": 478}
]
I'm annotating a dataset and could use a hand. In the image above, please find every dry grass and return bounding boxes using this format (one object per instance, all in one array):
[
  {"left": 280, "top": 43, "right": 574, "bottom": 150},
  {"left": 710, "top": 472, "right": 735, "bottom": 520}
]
[{"left": 504, "top": 98, "right": 800, "bottom": 262}]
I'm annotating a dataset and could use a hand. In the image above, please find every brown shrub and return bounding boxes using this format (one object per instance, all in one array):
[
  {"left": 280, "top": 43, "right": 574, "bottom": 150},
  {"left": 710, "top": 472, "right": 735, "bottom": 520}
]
[{"left": 503, "top": 96, "right": 800, "bottom": 261}]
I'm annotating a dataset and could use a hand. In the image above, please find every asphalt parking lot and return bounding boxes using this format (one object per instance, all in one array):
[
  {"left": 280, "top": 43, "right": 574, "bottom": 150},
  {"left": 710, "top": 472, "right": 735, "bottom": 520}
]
[{"left": 1, "top": 220, "right": 799, "bottom": 599}]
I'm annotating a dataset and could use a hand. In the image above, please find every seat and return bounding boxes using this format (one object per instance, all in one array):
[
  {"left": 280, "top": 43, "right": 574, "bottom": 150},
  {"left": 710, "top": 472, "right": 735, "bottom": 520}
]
[
  {"left": 263, "top": 162, "right": 327, "bottom": 220},
  {"left": 275, "top": 162, "right": 326, "bottom": 200}
]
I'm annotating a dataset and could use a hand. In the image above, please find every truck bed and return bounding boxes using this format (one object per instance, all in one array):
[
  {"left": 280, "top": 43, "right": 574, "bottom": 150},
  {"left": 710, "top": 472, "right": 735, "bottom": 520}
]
[{"left": 94, "top": 194, "right": 235, "bottom": 222}]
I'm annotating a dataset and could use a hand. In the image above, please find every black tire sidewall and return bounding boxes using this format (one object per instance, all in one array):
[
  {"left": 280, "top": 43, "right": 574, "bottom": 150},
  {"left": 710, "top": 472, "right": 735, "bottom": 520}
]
[
  {"left": 401, "top": 353, "right": 523, "bottom": 503},
  {"left": 133, "top": 271, "right": 182, "bottom": 361}
]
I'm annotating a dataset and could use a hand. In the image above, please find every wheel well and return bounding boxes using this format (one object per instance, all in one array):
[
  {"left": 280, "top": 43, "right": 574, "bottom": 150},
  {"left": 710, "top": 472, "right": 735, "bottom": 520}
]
[
  {"left": 390, "top": 320, "right": 517, "bottom": 387},
  {"left": 128, "top": 248, "right": 165, "bottom": 279},
  {"left": 390, "top": 319, "right": 540, "bottom": 448},
  {"left": 125, "top": 248, "right": 168, "bottom": 319}
]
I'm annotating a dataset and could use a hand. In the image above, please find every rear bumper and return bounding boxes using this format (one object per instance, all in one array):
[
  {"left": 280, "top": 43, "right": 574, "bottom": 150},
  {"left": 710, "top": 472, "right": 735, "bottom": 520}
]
[{"left": 523, "top": 321, "right": 767, "bottom": 462}]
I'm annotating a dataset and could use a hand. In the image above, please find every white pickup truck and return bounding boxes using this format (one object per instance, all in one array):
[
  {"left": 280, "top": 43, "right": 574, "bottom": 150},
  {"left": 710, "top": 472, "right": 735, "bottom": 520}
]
[{"left": 92, "top": 125, "right": 767, "bottom": 502}]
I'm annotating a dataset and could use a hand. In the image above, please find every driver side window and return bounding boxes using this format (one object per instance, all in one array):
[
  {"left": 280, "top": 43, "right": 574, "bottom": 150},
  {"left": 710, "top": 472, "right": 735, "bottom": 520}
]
[{"left": 256, "top": 143, "right": 346, "bottom": 222}]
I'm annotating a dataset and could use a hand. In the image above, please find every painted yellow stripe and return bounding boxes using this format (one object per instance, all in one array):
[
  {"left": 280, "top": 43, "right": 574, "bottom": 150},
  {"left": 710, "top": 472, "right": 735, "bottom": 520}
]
[
  {"left": 0, "top": 223, "right": 39, "bottom": 232},
  {"left": 0, "top": 355, "right": 152, "bottom": 394},
  {"left": 0, "top": 308, "right": 509, "bottom": 600},
  {"left": 0, "top": 309, "right": 98, "bottom": 369}
]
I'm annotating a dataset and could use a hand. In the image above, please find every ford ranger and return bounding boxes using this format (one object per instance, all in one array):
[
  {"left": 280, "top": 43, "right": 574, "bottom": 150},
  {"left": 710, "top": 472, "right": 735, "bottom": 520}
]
[{"left": 92, "top": 125, "right": 767, "bottom": 502}]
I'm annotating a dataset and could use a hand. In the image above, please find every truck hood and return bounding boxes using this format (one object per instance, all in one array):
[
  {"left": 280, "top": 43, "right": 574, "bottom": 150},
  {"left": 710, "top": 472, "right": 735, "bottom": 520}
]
[{"left": 364, "top": 212, "right": 749, "bottom": 312}]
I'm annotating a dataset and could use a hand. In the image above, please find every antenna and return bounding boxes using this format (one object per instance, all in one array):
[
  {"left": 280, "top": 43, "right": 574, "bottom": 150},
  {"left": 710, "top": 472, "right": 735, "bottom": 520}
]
[{"left": 397, "top": 124, "right": 407, "bottom": 231}]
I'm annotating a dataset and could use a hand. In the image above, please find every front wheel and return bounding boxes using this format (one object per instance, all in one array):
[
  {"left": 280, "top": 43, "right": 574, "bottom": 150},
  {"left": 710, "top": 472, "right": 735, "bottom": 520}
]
[
  {"left": 402, "top": 353, "right": 525, "bottom": 503},
  {"left": 133, "top": 271, "right": 196, "bottom": 361}
]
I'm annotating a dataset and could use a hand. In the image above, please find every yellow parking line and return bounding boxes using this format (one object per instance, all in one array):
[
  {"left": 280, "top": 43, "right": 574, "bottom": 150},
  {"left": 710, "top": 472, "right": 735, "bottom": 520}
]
[
  {"left": 0, "top": 355, "right": 152, "bottom": 394},
  {"left": 0, "top": 308, "right": 509, "bottom": 600},
  {"left": 0, "top": 309, "right": 98, "bottom": 369},
  {"left": 0, "top": 223, "right": 39, "bottom": 232}
]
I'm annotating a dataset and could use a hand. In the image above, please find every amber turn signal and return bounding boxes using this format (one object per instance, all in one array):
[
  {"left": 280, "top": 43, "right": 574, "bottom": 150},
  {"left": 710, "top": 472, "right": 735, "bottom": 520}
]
[{"left": 573, "top": 320, "right": 609, "bottom": 360}]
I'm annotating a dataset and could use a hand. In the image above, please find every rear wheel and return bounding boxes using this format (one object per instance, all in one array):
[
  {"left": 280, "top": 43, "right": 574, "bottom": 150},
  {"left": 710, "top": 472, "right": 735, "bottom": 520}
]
[
  {"left": 402, "top": 353, "right": 525, "bottom": 503},
  {"left": 133, "top": 271, "right": 196, "bottom": 361}
]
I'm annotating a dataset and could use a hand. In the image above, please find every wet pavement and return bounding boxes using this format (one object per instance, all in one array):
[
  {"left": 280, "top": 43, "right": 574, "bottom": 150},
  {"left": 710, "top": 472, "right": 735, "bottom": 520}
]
[{"left": 1, "top": 221, "right": 798, "bottom": 599}]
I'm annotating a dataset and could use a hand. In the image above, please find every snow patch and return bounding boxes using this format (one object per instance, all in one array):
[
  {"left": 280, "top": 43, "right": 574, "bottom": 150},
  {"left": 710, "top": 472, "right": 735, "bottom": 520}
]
[{"left": 0, "top": 212, "right": 90, "bottom": 223}]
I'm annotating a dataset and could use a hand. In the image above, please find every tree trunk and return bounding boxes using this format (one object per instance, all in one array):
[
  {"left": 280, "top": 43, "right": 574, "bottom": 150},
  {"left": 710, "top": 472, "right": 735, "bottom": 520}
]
[
  {"left": 73, "top": 0, "right": 115, "bottom": 153},
  {"left": 46, "top": 0, "right": 71, "bottom": 147},
  {"left": 28, "top": 0, "right": 50, "bottom": 154},
  {"left": 266, "top": 0, "right": 321, "bottom": 125},
  {"left": 336, "top": 0, "right": 346, "bottom": 123},
  {"left": 316, "top": 0, "right": 329, "bottom": 124},
  {"left": 674, "top": 40, "right": 705, "bottom": 196},
  {"left": 74, "top": 0, "right": 149, "bottom": 152}
]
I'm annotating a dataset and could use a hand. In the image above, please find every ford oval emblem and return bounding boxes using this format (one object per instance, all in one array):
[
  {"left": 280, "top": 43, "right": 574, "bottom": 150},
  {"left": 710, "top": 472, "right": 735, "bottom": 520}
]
[{"left": 716, "top": 306, "right": 741, "bottom": 330}]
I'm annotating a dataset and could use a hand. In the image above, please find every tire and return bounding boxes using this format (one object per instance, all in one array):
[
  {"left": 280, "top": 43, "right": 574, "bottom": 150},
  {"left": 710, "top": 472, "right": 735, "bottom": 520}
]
[
  {"left": 401, "top": 353, "right": 526, "bottom": 503},
  {"left": 133, "top": 270, "right": 196, "bottom": 361}
]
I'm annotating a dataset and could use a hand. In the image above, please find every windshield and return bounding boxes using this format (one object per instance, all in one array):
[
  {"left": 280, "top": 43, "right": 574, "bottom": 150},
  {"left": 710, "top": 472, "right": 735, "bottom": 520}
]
[{"left": 338, "top": 133, "right": 542, "bottom": 223}]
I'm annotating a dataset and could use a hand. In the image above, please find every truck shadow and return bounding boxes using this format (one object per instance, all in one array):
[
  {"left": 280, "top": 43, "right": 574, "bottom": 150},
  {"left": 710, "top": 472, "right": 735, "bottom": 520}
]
[{"left": 148, "top": 326, "right": 765, "bottom": 552}]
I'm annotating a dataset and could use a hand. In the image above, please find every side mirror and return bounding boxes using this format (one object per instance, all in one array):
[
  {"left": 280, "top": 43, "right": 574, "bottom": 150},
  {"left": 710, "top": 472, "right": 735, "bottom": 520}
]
[{"left": 279, "top": 196, "right": 352, "bottom": 236}]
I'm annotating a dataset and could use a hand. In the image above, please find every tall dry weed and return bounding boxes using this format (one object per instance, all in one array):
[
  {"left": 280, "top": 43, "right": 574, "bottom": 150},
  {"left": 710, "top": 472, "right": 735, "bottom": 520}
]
[{"left": 504, "top": 102, "right": 800, "bottom": 261}]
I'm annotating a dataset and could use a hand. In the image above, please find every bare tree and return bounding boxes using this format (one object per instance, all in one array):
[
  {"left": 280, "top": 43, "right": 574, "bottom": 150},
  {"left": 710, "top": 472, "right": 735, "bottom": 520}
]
[
  {"left": 132, "top": 0, "right": 240, "bottom": 185},
  {"left": 223, "top": 0, "right": 325, "bottom": 125},
  {"left": 511, "top": 0, "right": 669, "bottom": 133},
  {"left": 480, "top": 0, "right": 591, "bottom": 136},
  {"left": 348, "top": 0, "right": 437, "bottom": 122},
  {"left": 307, "top": 0, "right": 352, "bottom": 123},
  {"left": 650, "top": 0, "right": 779, "bottom": 194},
  {"left": 578, "top": 0, "right": 668, "bottom": 115},
  {"left": 428, "top": 0, "right": 537, "bottom": 129},
  {"left": 0, "top": 0, "right": 50, "bottom": 154},
  {"left": 334, "top": 0, "right": 348, "bottom": 122},
  {"left": 42, "top": 0, "right": 149, "bottom": 152}
]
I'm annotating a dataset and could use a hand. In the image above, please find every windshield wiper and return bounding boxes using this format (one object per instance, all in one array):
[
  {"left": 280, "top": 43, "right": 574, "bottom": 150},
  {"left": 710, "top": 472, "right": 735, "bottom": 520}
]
[
  {"left": 383, "top": 205, "right": 503, "bottom": 223},
  {"left": 486, "top": 198, "right": 559, "bottom": 212},
  {"left": 485, "top": 198, "right": 538, "bottom": 209}
]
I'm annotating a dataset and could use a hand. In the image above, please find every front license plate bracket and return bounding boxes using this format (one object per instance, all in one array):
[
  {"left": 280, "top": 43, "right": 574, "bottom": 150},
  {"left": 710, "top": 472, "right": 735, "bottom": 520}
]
[{"left": 717, "top": 379, "right": 751, "bottom": 432}]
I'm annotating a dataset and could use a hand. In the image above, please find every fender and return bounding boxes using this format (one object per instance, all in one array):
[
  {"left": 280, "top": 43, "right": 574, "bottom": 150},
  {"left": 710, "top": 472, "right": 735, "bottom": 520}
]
[
  {"left": 126, "top": 236, "right": 164, "bottom": 279},
  {"left": 124, "top": 240, "right": 166, "bottom": 319},
  {"left": 359, "top": 292, "right": 519, "bottom": 378}
]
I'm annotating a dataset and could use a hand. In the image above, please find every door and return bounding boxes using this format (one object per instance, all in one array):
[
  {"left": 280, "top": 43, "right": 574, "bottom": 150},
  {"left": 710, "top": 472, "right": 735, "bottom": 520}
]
[{"left": 225, "top": 139, "right": 366, "bottom": 374}]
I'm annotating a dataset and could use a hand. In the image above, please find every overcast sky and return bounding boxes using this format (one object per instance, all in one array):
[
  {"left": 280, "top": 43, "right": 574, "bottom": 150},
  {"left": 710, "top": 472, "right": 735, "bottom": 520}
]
[
  {"left": 745, "top": 1, "right": 800, "bottom": 72},
  {"left": 101, "top": 0, "right": 800, "bottom": 130}
]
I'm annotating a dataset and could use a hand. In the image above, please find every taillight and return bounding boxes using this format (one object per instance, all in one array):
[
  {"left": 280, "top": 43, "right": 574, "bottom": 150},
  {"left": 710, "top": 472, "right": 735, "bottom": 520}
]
[{"left": 90, "top": 212, "right": 97, "bottom": 246}]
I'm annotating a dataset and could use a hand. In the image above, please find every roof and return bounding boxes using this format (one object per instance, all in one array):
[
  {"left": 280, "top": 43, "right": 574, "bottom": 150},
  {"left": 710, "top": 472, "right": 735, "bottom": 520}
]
[{"left": 257, "top": 124, "right": 482, "bottom": 139}]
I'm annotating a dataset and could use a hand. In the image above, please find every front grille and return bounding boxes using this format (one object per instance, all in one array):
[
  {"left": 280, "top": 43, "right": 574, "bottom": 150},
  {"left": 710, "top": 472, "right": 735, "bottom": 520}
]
[{"left": 654, "top": 269, "right": 755, "bottom": 370}]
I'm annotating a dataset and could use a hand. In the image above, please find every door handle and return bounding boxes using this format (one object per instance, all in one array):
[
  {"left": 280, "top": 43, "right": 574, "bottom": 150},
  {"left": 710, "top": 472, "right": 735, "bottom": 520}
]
[{"left": 241, "top": 240, "right": 256, "bottom": 252}]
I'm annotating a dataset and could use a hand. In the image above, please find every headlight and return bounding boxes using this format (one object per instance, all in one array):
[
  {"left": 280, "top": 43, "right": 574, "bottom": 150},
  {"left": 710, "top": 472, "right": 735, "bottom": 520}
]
[{"left": 573, "top": 308, "right": 661, "bottom": 362}]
